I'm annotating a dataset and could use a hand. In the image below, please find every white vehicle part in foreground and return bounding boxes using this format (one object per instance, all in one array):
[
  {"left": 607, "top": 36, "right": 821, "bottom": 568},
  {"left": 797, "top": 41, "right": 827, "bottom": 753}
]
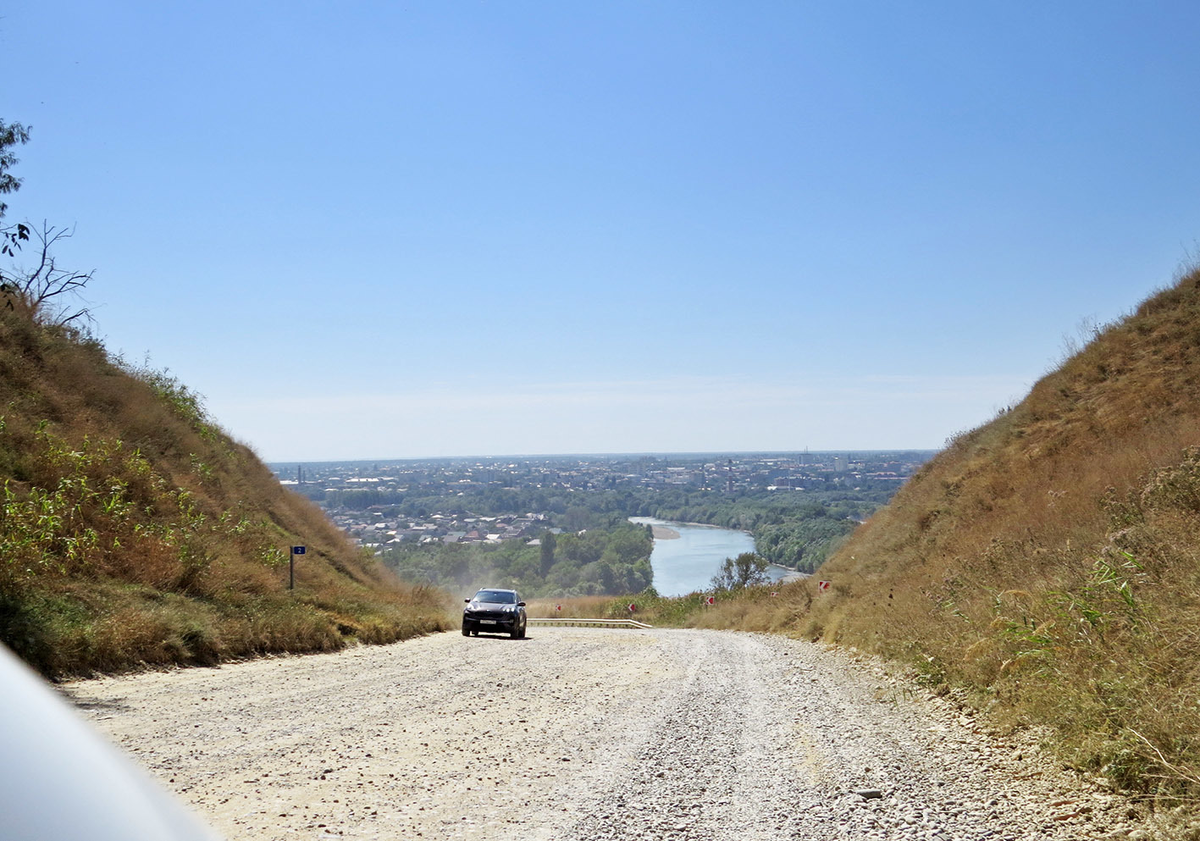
[{"left": 0, "top": 644, "right": 221, "bottom": 841}]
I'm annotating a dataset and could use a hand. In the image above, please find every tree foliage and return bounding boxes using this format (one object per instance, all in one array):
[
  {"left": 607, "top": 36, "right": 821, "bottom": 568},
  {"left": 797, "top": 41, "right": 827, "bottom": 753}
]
[
  {"left": 382, "top": 521, "right": 653, "bottom": 598},
  {"left": 0, "top": 119, "right": 30, "bottom": 220},
  {"left": 711, "top": 552, "right": 770, "bottom": 591}
]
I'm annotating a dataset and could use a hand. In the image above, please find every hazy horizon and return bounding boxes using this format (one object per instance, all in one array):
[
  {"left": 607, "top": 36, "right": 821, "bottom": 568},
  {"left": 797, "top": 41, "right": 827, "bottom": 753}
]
[{"left": 266, "top": 447, "right": 941, "bottom": 467}]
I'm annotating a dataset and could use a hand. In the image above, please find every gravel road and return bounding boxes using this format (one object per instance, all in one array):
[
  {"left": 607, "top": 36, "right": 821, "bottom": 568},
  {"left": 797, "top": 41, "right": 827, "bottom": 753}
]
[{"left": 64, "top": 628, "right": 1134, "bottom": 840}]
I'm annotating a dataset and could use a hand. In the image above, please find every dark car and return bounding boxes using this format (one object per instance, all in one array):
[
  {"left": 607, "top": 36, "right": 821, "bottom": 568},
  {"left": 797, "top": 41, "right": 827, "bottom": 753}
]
[{"left": 462, "top": 588, "right": 527, "bottom": 639}]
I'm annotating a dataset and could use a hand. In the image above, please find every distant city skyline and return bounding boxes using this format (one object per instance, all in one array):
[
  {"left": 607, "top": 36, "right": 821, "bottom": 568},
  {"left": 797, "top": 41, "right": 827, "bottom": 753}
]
[{"left": 6, "top": 3, "right": 1199, "bottom": 461}]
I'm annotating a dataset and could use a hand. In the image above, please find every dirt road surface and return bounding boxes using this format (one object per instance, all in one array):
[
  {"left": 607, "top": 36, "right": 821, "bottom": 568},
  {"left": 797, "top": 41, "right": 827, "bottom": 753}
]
[{"left": 64, "top": 628, "right": 1130, "bottom": 840}]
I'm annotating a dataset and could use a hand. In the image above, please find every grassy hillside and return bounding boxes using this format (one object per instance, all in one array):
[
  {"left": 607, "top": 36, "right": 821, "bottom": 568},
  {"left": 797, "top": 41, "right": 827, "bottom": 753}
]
[
  {"left": 720, "top": 266, "right": 1200, "bottom": 804},
  {"left": 0, "top": 304, "right": 450, "bottom": 678}
]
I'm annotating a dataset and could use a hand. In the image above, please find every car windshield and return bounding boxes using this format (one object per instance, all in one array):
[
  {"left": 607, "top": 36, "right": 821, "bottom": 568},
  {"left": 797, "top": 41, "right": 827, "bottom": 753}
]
[{"left": 473, "top": 590, "right": 516, "bottom": 604}]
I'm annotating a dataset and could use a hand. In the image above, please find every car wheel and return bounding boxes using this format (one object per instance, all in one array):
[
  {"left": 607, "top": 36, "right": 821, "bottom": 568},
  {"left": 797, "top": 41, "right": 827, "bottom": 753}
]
[
  {"left": 462, "top": 626, "right": 471, "bottom": 636},
  {"left": 510, "top": 625, "right": 521, "bottom": 639}
]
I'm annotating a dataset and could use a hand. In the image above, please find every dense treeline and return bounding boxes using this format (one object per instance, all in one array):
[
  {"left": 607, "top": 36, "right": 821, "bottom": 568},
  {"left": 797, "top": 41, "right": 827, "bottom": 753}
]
[
  {"left": 647, "top": 490, "right": 886, "bottom": 572},
  {"left": 753, "top": 517, "right": 856, "bottom": 571},
  {"left": 302, "top": 478, "right": 889, "bottom": 576},
  {"left": 381, "top": 520, "right": 653, "bottom": 598}
]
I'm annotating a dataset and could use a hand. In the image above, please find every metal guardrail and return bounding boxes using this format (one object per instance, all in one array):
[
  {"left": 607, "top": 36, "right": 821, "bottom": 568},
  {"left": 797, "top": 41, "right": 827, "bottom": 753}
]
[{"left": 527, "top": 617, "right": 654, "bottom": 629}]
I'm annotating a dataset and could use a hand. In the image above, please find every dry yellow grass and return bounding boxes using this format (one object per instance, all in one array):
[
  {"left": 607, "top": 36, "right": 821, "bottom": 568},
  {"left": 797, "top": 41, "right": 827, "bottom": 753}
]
[
  {"left": 526, "top": 595, "right": 614, "bottom": 618},
  {"left": 712, "top": 267, "right": 1200, "bottom": 811},
  {"left": 0, "top": 308, "right": 451, "bottom": 677}
]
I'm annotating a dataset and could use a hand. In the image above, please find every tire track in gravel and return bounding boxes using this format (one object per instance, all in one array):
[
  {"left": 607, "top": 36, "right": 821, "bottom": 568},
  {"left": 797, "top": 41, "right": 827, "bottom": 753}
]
[
  {"left": 566, "top": 632, "right": 807, "bottom": 840},
  {"left": 63, "top": 628, "right": 1130, "bottom": 841}
]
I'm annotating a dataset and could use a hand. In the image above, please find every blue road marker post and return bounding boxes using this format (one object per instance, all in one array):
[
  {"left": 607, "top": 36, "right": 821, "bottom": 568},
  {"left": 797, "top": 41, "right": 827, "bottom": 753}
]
[{"left": 290, "top": 545, "right": 306, "bottom": 590}]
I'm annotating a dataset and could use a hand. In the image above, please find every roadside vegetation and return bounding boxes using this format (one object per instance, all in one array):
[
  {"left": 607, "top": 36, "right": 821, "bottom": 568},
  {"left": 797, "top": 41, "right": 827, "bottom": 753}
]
[
  {"left": 687, "top": 267, "right": 1200, "bottom": 827},
  {"left": 0, "top": 311, "right": 451, "bottom": 678},
  {"left": 525, "top": 552, "right": 781, "bottom": 627},
  {"left": 0, "top": 120, "right": 449, "bottom": 677},
  {"left": 523, "top": 588, "right": 759, "bottom": 627}
]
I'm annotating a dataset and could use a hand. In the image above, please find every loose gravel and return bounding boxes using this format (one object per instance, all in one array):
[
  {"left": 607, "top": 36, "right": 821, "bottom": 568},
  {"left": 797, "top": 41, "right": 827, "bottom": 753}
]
[{"left": 63, "top": 628, "right": 1134, "bottom": 840}]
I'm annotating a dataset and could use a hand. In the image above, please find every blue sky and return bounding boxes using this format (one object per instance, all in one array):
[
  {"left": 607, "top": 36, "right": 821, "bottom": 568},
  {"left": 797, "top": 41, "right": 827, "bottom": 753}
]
[{"left": 4, "top": 1, "right": 1198, "bottom": 460}]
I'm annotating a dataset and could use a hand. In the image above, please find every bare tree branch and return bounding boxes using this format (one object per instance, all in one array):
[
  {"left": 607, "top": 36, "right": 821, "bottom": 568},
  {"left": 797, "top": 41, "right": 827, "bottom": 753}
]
[{"left": 1, "top": 221, "right": 96, "bottom": 327}]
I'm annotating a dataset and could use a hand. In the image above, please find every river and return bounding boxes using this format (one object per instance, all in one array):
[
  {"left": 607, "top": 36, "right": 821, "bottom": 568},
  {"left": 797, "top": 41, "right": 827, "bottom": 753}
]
[{"left": 629, "top": 517, "right": 801, "bottom": 597}]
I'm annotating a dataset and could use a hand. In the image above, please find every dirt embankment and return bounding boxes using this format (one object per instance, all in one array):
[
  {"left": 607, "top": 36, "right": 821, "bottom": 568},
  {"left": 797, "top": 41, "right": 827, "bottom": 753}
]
[{"left": 64, "top": 629, "right": 1134, "bottom": 840}]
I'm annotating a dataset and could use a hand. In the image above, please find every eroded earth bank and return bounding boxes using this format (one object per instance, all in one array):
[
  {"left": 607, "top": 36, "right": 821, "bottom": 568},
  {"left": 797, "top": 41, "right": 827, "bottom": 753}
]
[{"left": 65, "top": 628, "right": 1132, "bottom": 840}]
